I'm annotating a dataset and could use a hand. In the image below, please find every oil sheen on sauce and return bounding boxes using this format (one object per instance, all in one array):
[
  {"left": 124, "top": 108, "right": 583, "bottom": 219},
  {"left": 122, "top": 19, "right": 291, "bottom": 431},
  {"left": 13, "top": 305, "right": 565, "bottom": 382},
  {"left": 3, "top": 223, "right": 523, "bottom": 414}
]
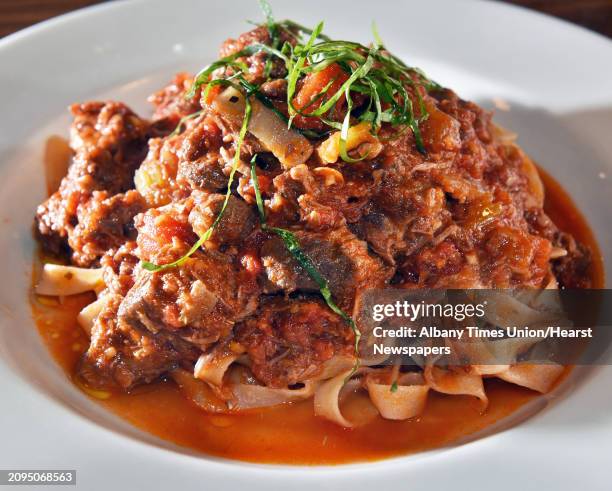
[{"left": 30, "top": 167, "right": 604, "bottom": 465}]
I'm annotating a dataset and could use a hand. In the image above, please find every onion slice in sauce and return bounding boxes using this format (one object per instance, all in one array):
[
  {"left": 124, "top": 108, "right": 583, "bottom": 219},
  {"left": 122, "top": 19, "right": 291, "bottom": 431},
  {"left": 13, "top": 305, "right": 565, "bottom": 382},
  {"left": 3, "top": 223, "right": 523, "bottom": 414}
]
[{"left": 212, "top": 87, "right": 313, "bottom": 168}]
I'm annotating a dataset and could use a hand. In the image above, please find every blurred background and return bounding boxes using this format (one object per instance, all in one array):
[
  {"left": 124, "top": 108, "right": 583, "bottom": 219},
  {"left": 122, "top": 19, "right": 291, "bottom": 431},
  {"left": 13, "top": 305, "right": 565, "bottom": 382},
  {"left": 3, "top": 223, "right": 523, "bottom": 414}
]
[{"left": 0, "top": 0, "right": 611, "bottom": 38}]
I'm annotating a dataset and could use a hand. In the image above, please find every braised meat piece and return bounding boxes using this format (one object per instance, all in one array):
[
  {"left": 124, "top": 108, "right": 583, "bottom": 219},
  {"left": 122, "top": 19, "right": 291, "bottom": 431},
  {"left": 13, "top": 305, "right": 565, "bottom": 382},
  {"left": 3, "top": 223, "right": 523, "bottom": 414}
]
[
  {"left": 176, "top": 154, "right": 227, "bottom": 193},
  {"left": 369, "top": 87, "right": 577, "bottom": 289},
  {"left": 259, "top": 79, "right": 288, "bottom": 100},
  {"left": 82, "top": 251, "right": 260, "bottom": 389},
  {"left": 553, "top": 232, "right": 593, "bottom": 288},
  {"left": 188, "top": 193, "right": 257, "bottom": 250},
  {"left": 80, "top": 294, "right": 200, "bottom": 390},
  {"left": 260, "top": 226, "right": 392, "bottom": 310},
  {"left": 481, "top": 226, "right": 552, "bottom": 287},
  {"left": 135, "top": 115, "right": 224, "bottom": 206},
  {"left": 35, "top": 190, "right": 75, "bottom": 256},
  {"left": 351, "top": 212, "right": 405, "bottom": 265},
  {"left": 118, "top": 255, "right": 260, "bottom": 349},
  {"left": 67, "top": 101, "right": 149, "bottom": 191},
  {"left": 35, "top": 101, "right": 150, "bottom": 258},
  {"left": 235, "top": 297, "right": 354, "bottom": 387},
  {"left": 69, "top": 190, "right": 146, "bottom": 266},
  {"left": 175, "top": 117, "right": 226, "bottom": 192},
  {"left": 267, "top": 163, "right": 376, "bottom": 231}
]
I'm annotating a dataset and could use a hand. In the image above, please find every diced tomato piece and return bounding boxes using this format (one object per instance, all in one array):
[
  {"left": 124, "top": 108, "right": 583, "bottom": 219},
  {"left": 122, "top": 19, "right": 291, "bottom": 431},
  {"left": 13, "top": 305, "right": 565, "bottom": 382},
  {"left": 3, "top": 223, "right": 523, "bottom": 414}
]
[{"left": 291, "top": 63, "right": 349, "bottom": 129}]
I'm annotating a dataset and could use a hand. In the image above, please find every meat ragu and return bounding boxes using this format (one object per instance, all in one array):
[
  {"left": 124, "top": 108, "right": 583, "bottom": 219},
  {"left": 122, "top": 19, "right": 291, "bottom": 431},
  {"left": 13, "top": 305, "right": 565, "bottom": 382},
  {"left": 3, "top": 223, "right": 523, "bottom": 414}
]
[{"left": 32, "top": 8, "right": 601, "bottom": 463}]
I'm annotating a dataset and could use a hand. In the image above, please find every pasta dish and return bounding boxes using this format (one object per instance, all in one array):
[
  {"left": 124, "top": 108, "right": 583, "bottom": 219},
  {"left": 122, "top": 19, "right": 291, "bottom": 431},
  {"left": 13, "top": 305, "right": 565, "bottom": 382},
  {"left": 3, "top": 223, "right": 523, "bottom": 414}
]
[{"left": 31, "top": 4, "right": 600, "bottom": 463}]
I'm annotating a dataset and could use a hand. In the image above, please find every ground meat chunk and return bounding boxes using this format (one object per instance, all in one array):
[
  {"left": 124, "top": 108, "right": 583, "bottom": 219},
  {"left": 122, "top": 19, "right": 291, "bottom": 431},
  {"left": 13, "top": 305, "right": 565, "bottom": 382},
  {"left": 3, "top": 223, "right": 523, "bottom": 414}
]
[
  {"left": 260, "top": 226, "right": 392, "bottom": 310},
  {"left": 79, "top": 294, "right": 200, "bottom": 390},
  {"left": 118, "top": 254, "right": 259, "bottom": 350},
  {"left": 68, "top": 190, "right": 146, "bottom": 266},
  {"left": 235, "top": 298, "right": 354, "bottom": 387}
]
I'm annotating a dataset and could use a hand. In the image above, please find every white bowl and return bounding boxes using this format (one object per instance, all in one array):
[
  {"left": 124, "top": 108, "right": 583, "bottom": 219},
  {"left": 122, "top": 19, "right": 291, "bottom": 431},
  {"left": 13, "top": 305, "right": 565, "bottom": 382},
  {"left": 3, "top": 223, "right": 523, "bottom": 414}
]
[{"left": 0, "top": 0, "right": 611, "bottom": 489}]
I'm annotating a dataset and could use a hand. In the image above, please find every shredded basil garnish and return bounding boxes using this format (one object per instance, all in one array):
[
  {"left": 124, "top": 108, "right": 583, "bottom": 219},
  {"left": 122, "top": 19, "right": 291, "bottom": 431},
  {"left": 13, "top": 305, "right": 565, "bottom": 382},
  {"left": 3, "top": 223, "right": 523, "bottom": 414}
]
[
  {"left": 259, "top": 0, "right": 275, "bottom": 30},
  {"left": 259, "top": 0, "right": 279, "bottom": 79},
  {"left": 187, "top": 4, "right": 435, "bottom": 154}
]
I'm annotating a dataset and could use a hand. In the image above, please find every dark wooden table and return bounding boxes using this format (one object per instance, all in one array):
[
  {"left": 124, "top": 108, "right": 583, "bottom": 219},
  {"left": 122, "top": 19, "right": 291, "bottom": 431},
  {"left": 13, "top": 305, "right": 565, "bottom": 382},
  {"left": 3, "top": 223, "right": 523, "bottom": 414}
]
[{"left": 1, "top": 0, "right": 611, "bottom": 38}]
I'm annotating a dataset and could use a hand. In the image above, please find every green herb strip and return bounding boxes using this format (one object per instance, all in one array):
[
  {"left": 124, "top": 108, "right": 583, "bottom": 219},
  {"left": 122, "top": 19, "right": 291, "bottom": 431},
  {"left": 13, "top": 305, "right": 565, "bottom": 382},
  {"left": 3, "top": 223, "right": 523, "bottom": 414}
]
[
  {"left": 250, "top": 156, "right": 361, "bottom": 366},
  {"left": 259, "top": 0, "right": 275, "bottom": 33},
  {"left": 259, "top": 0, "right": 279, "bottom": 79}
]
